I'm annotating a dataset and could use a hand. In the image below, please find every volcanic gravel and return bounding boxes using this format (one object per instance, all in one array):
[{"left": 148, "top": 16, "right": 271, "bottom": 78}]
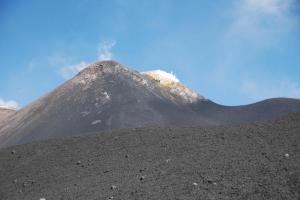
[{"left": 0, "top": 112, "right": 299, "bottom": 200}]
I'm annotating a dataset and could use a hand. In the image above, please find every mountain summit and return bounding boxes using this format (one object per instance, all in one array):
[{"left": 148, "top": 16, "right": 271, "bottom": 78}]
[{"left": 1, "top": 60, "right": 300, "bottom": 147}]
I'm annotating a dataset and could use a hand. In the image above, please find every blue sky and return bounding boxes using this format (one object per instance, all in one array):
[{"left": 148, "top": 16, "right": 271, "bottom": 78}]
[{"left": 0, "top": 0, "right": 299, "bottom": 108}]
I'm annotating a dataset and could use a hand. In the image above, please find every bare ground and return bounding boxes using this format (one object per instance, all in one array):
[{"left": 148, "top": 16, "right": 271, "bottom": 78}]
[{"left": 0, "top": 112, "right": 299, "bottom": 200}]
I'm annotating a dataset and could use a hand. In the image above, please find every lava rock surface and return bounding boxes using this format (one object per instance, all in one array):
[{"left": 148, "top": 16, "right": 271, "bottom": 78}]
[{"left": 0, "top": 111, "right": 299, "bottom": 200}]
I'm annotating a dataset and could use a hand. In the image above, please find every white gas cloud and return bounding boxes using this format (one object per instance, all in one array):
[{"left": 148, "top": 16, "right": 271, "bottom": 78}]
[
  {"left": 0, "top": 98, "right": 19, "bottom": 109},
  {"left": 241, "top": 79, "right": 300, "bottom": 101},
  {"left": 142, "top": 70, "right": 180, "bottom": 83},
  {"left": 58, "top": 40, "right": 117, "bottom": 80},
  {"left": 59, "top": 61, "right": 88, "bottom": 80},
  {"left": 98, "top": 40, "right": 116, "bottom": 61}
]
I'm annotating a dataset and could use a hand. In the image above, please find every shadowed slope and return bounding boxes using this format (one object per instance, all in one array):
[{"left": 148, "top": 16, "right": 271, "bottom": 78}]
[
  {"left": 191, "top": 97, "right": 300, "bottom": 124},
  {"left": 0, "top": 111, "right": 299, "bottom": 199}
]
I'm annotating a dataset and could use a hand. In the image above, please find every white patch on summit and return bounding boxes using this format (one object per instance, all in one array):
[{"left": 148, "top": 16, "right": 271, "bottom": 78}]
[
  {"left": 142, "top": 70, "right": 179, "bottom": 84},
  {"left": 142, "top": 69, "right": 205, "bottom": 104}
]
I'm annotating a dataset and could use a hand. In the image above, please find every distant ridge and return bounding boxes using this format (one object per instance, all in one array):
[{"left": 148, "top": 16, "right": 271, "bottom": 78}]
[
  {"left": 0, "top": 60, "right": 300, "bottom": 148},
  {"left": 0, "top": 107, "right": 16, "bottom": 123}
]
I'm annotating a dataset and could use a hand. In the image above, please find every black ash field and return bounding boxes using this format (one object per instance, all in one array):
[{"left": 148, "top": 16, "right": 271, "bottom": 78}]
[{"left": 0, "top": 111, "right": 299, "bottom": 200}]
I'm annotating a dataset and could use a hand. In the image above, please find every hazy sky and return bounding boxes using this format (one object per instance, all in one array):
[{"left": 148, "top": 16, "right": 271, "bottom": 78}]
[{"left": 0, "top": 0, "right": 299, "bottom": 108}]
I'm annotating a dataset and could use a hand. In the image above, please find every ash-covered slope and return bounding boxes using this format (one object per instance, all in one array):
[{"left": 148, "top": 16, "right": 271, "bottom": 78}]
[
  {"left": 0, "top": 60, "right": 300, "bottom": 148},
  {"left": 0, "top": 110, "right": 299, "bottom": 199},
  {"left": 0, "top": 107, "right": 16, "bottom": 123}
]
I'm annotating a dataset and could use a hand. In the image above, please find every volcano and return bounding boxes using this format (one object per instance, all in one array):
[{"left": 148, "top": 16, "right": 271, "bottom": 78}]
[{"left": 0, "top": 60, "right": 300, "bottom": 148}]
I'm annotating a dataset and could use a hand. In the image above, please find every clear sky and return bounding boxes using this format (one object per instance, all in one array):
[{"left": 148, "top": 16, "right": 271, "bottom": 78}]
[{"left": 0, "top": 0, "right": 299, "bottom": 108}]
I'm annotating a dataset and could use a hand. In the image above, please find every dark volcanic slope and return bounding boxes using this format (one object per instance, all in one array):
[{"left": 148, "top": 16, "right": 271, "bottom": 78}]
[
  {"left": 0, "top": 111, "right": 299, "bottom": 200},
  {"left": 0, "top": 60, "right": 300, "bottom": 148},
  {"left": 192, "top": 98, "right": 300, "bottom": 124},
  {"left": 0, "top": 107, "right": 16, "bottom": 123}
]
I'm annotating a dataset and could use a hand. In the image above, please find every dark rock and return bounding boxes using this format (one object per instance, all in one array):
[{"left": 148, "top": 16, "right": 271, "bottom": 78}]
[{"left": 110, "top": 185, "right": 117, "bottom": 190}]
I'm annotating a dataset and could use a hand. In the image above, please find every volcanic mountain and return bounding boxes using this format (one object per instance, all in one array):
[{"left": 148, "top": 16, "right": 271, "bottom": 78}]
[{"left": 0, "top": 60, "right": 300, "bottom": 148}]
